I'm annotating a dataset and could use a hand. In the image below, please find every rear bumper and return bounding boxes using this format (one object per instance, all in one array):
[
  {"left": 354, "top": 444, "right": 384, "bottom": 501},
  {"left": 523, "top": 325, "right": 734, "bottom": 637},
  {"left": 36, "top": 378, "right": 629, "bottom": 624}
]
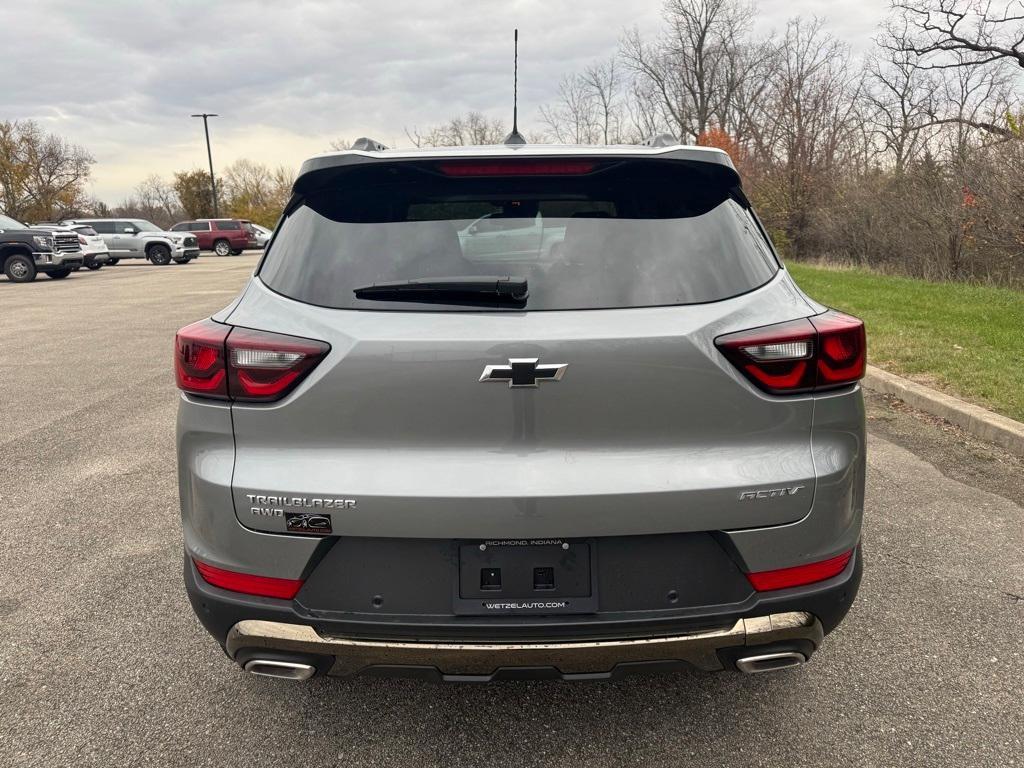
[
  {"left": 185, "top": 545, "right": 861, "bottom": 679},
  {"left": 226, "top": 611, "right": 823, "bottom": 681}
]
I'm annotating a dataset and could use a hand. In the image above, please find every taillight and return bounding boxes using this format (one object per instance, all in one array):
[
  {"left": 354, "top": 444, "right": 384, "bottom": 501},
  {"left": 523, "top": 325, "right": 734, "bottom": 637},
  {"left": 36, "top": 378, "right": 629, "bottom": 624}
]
[
  {"left": 175, "top": 319, "right": 230, "bottom": 399},
  {"left": 715, "top": 310, "right": 865, "bottom": 394},
  {"left": 746, "top": 549, "right": 854, "bottom": 591},
  {"left": 227, "top": 326, "right": 330, "bottom": 402},
  {"left": 437, "top": 160, "right": 597, "bottom": 176},
  {"left": 174, "top": 319, "right": 329, "bottom": 403},
  {"left": 193, "top": 559, "right": 303, "bottom": 599}
]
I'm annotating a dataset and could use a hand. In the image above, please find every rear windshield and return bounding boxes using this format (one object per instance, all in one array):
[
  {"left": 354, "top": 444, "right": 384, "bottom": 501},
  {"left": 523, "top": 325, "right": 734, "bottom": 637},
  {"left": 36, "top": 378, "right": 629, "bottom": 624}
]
[{"left": 259, "top": 159, "right": 778, "bottom": 311}]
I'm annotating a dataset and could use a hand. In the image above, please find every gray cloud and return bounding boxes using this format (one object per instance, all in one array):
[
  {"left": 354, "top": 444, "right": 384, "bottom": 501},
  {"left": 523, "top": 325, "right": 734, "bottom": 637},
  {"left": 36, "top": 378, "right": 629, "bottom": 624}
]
[{"left": 4, "top": 0, "right": 888, "bottom": 201}]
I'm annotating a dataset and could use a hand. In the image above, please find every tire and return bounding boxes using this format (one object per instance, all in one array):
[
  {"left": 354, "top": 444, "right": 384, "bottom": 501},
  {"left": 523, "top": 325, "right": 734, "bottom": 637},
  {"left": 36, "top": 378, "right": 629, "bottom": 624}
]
[
  {"left": 213, "top": 239, "right": 231, "bottom": 257},
  {"left": 230, "top": 249, "right": 243, "bottom": 255},
  {"left": 46, "top": 268, "right": 72, "bottom": 279},
  {"left": 107, "top": 258, "right": 119, "bottom": 265},
  {"left": 148, "top": 244, "right": 172, "bottom": 265},
  {"left": 3, "top": 253, "right": 37, "bottom": 283},
  {"left": 173, "top": 257, "right": 193, "bottom": 264},
  {"left": 87, "top": 262, "right": 102, "bottom": 270}
]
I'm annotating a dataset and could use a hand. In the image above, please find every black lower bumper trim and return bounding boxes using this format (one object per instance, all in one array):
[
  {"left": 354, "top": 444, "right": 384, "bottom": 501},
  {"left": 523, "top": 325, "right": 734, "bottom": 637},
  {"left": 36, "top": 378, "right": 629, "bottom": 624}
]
[{"left": 184, "top": 546, "right": 861, "bottom": 648}]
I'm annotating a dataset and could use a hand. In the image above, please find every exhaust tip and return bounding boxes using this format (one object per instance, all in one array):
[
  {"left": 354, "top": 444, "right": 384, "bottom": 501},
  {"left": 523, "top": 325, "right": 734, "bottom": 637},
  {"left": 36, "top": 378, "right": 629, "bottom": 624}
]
[
  {"left": 243, "top": 658, "right": 316, "bottom": 681},
  {"left": 735, "top": 651, "right": 807, "bottom": 674}
]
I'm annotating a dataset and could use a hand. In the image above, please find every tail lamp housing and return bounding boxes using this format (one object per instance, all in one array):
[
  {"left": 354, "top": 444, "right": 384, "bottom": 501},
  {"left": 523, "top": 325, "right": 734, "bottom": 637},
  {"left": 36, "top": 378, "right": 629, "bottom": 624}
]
[
  {"left": 175, "top": 319, "right": 329, "bottom": 403},
  {"left": 715, "top": 310, "right": 865, "bottom": 395}
]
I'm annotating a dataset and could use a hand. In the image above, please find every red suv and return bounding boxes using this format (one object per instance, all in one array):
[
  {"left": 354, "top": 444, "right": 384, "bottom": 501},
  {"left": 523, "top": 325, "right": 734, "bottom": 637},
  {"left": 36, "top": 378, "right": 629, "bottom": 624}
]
[{"left": 170, "top": 219, "right": 257, "bottom": 256}]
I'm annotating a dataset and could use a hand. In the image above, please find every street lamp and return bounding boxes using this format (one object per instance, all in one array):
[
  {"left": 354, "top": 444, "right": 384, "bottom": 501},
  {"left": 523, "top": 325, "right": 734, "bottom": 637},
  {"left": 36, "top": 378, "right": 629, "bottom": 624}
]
[{"left": 191, "top": 113, "right": 219, "bottom": 218}]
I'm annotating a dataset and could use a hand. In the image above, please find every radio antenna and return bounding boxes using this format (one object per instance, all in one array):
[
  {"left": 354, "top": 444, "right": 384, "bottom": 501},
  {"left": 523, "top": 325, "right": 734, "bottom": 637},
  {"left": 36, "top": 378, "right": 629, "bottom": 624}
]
[{"left": 503, "top": 29, "right": 527, "bottom": 145}]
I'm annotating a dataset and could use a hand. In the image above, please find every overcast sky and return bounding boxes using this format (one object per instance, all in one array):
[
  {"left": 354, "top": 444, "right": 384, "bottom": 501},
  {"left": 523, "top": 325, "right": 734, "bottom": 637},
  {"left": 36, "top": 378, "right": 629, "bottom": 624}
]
[{"left": 5, "top": 0, "right": 889, "bottom": 203}]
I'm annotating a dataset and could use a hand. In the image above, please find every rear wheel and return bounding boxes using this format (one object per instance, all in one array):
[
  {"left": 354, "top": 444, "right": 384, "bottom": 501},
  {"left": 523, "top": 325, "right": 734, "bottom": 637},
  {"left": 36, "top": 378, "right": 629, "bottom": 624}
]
[
  {"left": 107, "top": 258, "right": 119, "bottom": 265},
  {"left": 87, "top": 262, "right": 102, "bottom": 270},
  {"left": 148, "top": 244, "right": 172, "bottom": 265},
  {"left": 4, "top": 254, "right": 37, "bottom": 283},
  {"left": 47, "top": 268, "right": 72, "bottom": 279},
  {"left": 213, "top": 240, "right": 231, "bottom": 257},
  {"left": 173, "top": 257, "right": 193, "bottom": 264}
]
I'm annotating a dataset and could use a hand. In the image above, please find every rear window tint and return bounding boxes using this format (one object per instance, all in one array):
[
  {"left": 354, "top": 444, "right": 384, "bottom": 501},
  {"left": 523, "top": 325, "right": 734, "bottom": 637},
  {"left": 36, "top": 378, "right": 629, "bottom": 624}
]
[
  {"left": 259, "top": 159, "right": 777, "bottom": 312},
  {"left": 216, "top": 221, "right": 241, "bottom": 231}
]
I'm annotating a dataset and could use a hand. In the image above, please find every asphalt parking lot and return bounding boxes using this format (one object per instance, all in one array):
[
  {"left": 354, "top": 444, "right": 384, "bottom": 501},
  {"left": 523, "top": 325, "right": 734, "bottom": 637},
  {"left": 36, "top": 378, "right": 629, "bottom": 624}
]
[{"left": 1, "top": 254, "right": 1022, "bottom": 767}]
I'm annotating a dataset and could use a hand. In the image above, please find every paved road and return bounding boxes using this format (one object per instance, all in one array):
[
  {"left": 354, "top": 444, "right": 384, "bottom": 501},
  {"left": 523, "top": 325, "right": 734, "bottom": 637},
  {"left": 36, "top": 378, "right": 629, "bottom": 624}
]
[{"left": 1, "top": 256, "right": 1021, "bottom": 767}]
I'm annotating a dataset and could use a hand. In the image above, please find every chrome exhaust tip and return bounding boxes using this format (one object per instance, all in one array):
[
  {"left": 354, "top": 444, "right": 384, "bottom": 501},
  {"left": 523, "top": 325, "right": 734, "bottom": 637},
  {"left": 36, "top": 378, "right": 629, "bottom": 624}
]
[
  {"left": 735, "top": 651, "right": 807, "bottom": 674},
  {"left": 242, "top": 659, "right": 317, "bottom": 681}
]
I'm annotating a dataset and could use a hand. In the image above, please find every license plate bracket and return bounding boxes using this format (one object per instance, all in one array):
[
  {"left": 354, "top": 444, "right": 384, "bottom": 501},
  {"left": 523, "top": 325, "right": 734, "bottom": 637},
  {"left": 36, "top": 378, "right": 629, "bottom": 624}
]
[{"left": 453, "top": 539, "right": 598, "bottom": 615}]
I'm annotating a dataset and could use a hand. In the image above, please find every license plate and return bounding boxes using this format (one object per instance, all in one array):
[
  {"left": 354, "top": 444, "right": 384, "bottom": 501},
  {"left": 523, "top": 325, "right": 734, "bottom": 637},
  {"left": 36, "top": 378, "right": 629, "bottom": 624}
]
[{"left": 453, "top": 539, "right": 598, "bottom": 615}]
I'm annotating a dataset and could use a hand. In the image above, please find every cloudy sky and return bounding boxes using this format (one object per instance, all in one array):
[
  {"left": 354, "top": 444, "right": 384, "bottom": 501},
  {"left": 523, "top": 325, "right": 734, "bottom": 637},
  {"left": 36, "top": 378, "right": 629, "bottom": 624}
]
[{"left": 5, "top": 0, "right": 889, "bottom": 203}]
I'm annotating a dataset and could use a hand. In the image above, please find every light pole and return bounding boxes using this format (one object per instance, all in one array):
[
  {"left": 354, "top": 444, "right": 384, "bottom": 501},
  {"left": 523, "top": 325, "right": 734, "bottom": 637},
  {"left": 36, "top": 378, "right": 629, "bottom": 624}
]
[{"left": 191, "top": 113, "right": 219, "bottom": 217}]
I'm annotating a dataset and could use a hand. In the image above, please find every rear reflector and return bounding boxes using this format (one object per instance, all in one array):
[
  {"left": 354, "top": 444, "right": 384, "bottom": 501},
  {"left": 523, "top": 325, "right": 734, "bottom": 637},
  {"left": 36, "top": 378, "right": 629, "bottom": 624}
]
[
  {"left": 746, "top": 549, "right": 854, "bottom": 591},
  {"left": 193, "top": 559, "right": 303, "bottom": 599},
  {"left": 715, "top": 310, "right": 865, "bottom": 394},
  {"left": 438, "top": 160, "right": 597, "bottom": 176},
  {"left": 175, "top": 319, "right": 330, "bottom": 403}
]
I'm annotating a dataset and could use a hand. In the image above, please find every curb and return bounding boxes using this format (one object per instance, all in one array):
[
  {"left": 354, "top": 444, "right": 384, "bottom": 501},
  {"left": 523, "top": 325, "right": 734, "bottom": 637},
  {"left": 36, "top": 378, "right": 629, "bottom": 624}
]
[{"left": 862, "top": 365, "right": 1024, "bottom": 456}]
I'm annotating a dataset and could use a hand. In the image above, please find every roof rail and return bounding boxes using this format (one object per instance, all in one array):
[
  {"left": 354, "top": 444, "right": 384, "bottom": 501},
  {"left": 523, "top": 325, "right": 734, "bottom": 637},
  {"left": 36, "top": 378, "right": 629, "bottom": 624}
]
[
  {"left": 350, "top": 137, "right": 389, "bottom": 152},
  {"left": 640, "top": 133, "right": 679, "bottom": 148}
]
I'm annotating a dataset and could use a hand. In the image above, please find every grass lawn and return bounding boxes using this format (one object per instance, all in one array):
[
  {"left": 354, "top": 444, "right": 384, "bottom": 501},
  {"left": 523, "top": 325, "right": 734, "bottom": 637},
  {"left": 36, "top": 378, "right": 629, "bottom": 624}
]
[{"left": 786, "top": 262, "right": 1024, "bottom": 423}]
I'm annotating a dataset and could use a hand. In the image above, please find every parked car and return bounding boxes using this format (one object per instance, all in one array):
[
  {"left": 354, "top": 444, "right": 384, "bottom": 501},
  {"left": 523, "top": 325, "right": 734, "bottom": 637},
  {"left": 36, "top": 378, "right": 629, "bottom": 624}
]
[
  {"left": 0, "top": 213, "right": 83, "bottom": 282},
  {"left": 458, "top": 211, "right": 565, "bottom": 262},
  {"left": 176, "top": 140, "right": 866, "bottom": 682},
  {"left": 251, "top": 223, "right": 273, "bottom": 249},
  {"left": 62, "top": 218, "right": 199, "bottom": 265},
  {"left": 170, "top": 218, "right": 257, "bottom": 256},
  {"left": 34, "top": 223, "right": 110, "bottom": 270}
]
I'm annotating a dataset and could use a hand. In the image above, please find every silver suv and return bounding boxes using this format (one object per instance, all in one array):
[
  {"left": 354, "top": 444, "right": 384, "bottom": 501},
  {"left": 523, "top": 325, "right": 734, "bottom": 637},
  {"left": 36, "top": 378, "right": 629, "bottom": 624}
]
[
  {"left": 63, "top": 218, "right": 199, "bottom": 265},
  {"left": 176, "top": 141, "right": 865, "bottom": 682}
]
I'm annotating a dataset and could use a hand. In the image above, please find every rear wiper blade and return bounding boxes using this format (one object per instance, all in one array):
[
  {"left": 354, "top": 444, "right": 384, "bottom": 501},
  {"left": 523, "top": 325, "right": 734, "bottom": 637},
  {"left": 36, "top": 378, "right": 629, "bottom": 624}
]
[{"left": 353, "top": 276, "right": 528, "bottom": 303}]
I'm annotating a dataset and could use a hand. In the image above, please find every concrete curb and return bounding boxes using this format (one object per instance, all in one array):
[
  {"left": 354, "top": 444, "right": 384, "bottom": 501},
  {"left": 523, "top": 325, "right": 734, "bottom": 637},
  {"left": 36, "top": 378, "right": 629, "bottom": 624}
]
[{"left": 862, "top": 365, "right": 1024, "bottom": 456}]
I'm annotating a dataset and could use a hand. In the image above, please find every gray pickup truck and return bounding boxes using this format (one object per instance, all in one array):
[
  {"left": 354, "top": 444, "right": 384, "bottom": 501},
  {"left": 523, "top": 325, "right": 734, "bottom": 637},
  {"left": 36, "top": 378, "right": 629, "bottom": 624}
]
[{"left": 1, "top": 213, "right": 84, "bottom": 282}]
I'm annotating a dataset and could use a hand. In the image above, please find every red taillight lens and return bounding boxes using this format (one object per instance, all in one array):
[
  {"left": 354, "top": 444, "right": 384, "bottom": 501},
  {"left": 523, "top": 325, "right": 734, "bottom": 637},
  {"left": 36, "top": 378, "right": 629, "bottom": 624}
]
[
  {"left": 810, "top": 311, "right": 866, "bottom": 387},
  {"left": 437, "top": 160, "right": 597, "bottom": 176},
  {"left": 715, "top": 310, "right": 865, "bottom": 395},
  {"left": 746, "top": 549, "right": 854, "bottom": 591},
  {"left": 174, "top": 320, "right": 330, "bottom": 403},
  {"left": 193, "top": 559, "right": 303, "bottom": 599},
  {"left": 175, "top": 319, "right": 230, "bottom": 399},
  {"left": 226, "top": 327, "right": 330, "bottom": 403}
]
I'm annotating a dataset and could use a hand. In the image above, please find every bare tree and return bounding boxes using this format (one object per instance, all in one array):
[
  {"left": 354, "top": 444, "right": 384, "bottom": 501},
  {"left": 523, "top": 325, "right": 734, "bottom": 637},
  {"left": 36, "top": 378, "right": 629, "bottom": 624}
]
[
  {"left": 405, "top": 112, "right": 505, "bottom": 147},
  {"left": 888, "top": 0, "right": 1024, "bottom": 70},
  {"left": 582, "top": 58, "right": 627, "bottom": 143},
  {"left": 621, "top": 0, "right": 759, "bottom": 141},
  {"left": 864, "top": 34, "right": 939, "bottom": 172},
  {"left": 745, "top": 18, "right": 861, "bottom": 256},
  {"left": 538, "top": 74, "right": 601, "bottom": 144}
]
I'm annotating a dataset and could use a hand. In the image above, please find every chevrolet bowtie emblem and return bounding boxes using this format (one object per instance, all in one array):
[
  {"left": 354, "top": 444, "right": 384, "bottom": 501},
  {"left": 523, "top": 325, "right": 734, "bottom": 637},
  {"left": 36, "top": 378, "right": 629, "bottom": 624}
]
[{"left": 480, "top": 358, "right": 568, "bottom": 388}]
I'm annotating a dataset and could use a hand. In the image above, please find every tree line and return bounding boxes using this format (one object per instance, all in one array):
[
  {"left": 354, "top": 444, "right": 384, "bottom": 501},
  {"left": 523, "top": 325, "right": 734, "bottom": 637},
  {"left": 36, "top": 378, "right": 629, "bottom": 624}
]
[
  {"left": 412, "top": 0, "right": 1024, "bottom": 286},
  {"left": 3, "top": 0, "right": 1021, "bottom": 284},
  {"left": 0, "top": 120, "right": 293, "bottom": 229}
]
